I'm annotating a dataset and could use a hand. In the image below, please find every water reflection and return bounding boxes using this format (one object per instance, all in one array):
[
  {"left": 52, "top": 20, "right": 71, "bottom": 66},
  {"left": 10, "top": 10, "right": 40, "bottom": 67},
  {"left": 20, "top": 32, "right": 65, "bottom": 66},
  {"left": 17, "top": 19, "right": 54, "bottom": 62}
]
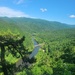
[{"left": 29, "top": 38, "right": 40, "bottom": 59}]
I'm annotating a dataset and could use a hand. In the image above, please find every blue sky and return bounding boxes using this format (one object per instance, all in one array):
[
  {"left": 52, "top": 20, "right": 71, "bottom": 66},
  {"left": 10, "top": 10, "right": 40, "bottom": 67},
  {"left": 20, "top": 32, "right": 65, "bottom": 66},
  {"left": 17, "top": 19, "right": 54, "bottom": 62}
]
[{"left": 0, "top": 0, "right": 75, "bottom": 24}]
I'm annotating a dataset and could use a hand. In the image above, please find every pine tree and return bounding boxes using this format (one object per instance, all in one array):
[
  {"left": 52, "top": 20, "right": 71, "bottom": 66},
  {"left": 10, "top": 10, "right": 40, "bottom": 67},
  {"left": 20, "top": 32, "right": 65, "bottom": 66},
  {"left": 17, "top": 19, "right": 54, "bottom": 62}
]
[{"left": 0, "top": 31, "right": 26, "bottom": 75}]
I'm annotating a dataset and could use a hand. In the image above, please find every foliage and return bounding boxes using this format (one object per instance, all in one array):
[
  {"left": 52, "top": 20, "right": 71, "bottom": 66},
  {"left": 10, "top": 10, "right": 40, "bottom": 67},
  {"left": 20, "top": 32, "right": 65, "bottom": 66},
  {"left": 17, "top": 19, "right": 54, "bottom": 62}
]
[
  {"left": 0, "top": 17, "right": 75, "bottom": 75},
  {"left": 0, "top": 31, "right": 27, "bottom": 75}
]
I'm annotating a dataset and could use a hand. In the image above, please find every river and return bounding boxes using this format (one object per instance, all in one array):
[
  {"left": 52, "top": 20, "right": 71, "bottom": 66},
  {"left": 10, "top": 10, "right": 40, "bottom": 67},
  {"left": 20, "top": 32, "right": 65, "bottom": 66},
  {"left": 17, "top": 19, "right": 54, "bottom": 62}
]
[
  {"left": 29, "top": 38, "right": 40, "bottom": 59},
  {"left": 14, "top": 38, "right": 40, "bottom": 72}
]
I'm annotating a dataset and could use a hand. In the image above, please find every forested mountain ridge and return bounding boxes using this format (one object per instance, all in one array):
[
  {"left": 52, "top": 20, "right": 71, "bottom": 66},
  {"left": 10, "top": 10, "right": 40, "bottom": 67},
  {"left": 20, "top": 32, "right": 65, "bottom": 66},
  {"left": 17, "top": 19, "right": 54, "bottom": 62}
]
[{"left": 0, "top": 17, "right": 74, "bottom": 33}]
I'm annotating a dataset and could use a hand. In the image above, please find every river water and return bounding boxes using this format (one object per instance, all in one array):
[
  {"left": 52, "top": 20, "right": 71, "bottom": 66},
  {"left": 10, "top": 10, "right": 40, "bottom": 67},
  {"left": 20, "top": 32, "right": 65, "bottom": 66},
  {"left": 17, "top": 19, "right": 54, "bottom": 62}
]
[{"left": 29, "top": 38, "right": 40, "bottom": 59}]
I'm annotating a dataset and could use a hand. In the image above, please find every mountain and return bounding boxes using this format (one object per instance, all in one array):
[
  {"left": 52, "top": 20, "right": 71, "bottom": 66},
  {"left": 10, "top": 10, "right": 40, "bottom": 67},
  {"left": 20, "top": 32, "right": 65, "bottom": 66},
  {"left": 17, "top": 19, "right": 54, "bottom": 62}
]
[
  {"left": 0, "top": 17, "right": 21, "bottom": 33},
  {"left": 69, "top": 25, "right": 75, "bottom": 28},
  {"left": 0, "top": 17, "right": 75, "bottom": 75},
  {"left": 0, "top": 17, "right": 74, "bottom": 33}
]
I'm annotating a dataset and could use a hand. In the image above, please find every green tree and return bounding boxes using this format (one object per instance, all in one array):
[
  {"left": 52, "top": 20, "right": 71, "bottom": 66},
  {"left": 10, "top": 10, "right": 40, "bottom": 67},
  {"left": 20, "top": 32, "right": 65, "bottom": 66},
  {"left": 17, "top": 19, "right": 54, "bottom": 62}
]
[{"left": 0, "top": 31, "right": 26, "bottom": 75}]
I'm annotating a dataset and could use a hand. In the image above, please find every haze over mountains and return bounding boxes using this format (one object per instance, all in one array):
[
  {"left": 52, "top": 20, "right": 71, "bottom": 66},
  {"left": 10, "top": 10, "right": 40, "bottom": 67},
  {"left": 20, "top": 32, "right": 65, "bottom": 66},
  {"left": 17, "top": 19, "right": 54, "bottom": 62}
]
[{"left": 0, "top": 17, "right": 75, "bottom": 33}]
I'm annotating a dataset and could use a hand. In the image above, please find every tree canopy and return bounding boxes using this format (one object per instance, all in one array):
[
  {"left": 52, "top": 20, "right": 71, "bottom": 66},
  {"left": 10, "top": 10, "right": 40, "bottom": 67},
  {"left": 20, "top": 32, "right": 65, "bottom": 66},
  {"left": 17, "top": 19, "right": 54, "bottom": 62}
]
[{"left": 0, "top": 31, "right": 26, "bottom": 75}]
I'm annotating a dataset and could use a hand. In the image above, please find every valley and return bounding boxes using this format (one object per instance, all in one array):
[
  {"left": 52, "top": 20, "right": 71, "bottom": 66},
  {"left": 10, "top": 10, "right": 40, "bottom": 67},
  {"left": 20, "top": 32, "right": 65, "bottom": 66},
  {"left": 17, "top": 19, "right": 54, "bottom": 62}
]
[{"left": 0, "top": 17, "right": 75, "bottom": 75}]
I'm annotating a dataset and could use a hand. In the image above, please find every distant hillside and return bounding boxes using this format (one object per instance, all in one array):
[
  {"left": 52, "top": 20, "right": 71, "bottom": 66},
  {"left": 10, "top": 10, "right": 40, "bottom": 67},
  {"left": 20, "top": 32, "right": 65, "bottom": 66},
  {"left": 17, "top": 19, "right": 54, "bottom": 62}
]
[
  {"left": 69, "top": 25, "right": 75, "bottom": 28},
  {"left": 0, "top": 17, "right": 74, "bottom": 33},
  {"left": 0, "top": 17, "right": 21, "bottom": 33}
]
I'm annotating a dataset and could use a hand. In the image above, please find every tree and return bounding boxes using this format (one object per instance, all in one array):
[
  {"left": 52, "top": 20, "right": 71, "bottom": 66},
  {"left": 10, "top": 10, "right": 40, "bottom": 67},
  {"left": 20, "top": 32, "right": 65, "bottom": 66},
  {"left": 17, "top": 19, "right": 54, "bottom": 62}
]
[{"left": 0, "top": 31, "right": 26, "bottom": 75}]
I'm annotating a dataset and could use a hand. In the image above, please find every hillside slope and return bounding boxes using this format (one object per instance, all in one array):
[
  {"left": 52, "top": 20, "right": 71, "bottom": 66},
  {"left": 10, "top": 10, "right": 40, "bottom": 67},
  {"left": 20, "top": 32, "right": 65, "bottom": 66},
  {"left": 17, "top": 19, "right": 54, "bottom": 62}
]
[{"left": 0, "top": 17, "right": 73, "bottom": 33}]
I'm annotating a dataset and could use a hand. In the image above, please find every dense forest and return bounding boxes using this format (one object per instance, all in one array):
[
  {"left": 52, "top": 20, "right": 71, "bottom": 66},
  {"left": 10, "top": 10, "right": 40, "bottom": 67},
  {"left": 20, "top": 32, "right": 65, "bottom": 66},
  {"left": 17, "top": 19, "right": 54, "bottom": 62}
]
[{"left": 0, "top": 17, "right": 75, "bottom": 75}]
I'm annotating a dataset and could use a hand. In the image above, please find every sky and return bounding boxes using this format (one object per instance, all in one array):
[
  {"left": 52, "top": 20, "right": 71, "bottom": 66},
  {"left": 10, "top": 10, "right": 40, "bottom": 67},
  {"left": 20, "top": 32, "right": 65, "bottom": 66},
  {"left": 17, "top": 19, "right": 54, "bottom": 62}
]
[{"left": 0, "top": 0, "right": 75, "bottom": 25}]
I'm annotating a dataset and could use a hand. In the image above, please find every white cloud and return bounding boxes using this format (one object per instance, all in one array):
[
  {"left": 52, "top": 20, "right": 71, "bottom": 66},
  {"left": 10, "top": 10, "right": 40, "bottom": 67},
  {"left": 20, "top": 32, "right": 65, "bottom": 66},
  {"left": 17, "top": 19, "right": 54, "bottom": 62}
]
[
  {"left": 40, "top": 8, "right": 47, "bottom": 12},
  {"left": 69, "top": 15, "right": 75, "bottom": 18},
  {"left": 0, "top": 7, "right": 30, "bottom": 17},
  {"left": 16, "top": 0, "right": 24, "bottom": 4}
]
